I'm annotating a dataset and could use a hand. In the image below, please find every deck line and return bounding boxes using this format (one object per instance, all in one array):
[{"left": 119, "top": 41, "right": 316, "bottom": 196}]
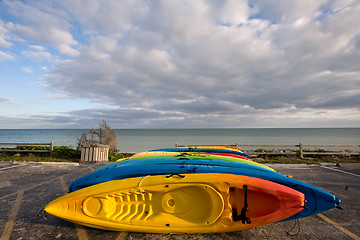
[
  {"left": 0, "top": 165, "right": 93, "bottom": 201},
  {"left": 0, "top": 190, "right": 24, "bottom": 240},
  {"left": 0, "top": 165, "right": 22, "bottom": 172},
  {"left": 320, "top": 166, "right": 360, "bottom": 178},
  {"left": 317, "top": 214, "right": 360, "bottom": 240}
]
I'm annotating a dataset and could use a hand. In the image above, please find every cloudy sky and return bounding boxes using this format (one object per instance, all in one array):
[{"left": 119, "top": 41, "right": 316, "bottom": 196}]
[{"left": 0, "top": 0, "right": 359, "bottom": 129}]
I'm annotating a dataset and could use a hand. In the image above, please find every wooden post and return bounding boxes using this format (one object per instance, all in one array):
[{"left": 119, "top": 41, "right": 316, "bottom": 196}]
[
  {"left": 50, "top": 141, "right": 54, "bottom": 157},
  {"left": 299, "top": 143, "right": 303, "bottom": 159},
  {"left": 81, "top": 147, "right": 85, "bottom": 162}
]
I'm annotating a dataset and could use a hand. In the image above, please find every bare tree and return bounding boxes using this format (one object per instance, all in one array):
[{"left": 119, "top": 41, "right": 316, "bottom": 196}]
[{"left": 78, "top": 120, "right": 119, "bottom": 154}]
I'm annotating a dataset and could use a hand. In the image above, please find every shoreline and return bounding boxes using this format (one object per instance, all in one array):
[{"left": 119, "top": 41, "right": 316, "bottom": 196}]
[{"left": 1, "top": 128, "right": 359, "bottom": 153}]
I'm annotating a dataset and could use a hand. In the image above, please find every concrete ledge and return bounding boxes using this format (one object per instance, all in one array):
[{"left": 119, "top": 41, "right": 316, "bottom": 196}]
[
  {"left": 320, "top": 162, "right": 360, "bottom": 167},
  {"left": 36, "top": 162, "right": 79, "bottom": 166},
  {"left": 265, "top": 163, "right": 311, "bottom": 169}
]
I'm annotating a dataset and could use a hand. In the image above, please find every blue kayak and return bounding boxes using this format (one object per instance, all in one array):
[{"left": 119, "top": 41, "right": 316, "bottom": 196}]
[
  {"left": 69, "top": 161, "right": 340, "bottom": 222},
  {"left": 93, "top": 157, "right": 275, "bottom": 173},
  {"left": 150, "top": 147, "right": 249, "bottom": 158}
]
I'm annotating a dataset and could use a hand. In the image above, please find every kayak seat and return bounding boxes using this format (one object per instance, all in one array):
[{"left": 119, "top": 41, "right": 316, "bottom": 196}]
[{"left": 81, "top": 184, "right": 224, "bottom": 227}]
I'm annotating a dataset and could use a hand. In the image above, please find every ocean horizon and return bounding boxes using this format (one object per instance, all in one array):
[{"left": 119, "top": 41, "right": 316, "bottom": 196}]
[{"left": 0, "top": 128, "right": 359, "bottom": 153}]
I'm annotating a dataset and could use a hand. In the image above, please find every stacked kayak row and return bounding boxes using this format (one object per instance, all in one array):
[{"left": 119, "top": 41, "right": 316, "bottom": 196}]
[{"left": 45, "top": 146, "right": 341, "bottom": 234}]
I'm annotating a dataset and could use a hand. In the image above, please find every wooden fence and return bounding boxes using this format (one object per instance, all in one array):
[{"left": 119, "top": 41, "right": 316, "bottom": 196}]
[
  {"left": 0, "top": 142, "right": 54, "bottom": 156},
  {"left": 175, "top": 143, "right": 360, "bottom": 158}
]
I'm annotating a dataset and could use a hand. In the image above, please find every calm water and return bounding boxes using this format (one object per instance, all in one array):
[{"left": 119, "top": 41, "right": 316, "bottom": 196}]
[{"left": 0, "top": 128, "right": 359, "bottom": 153}]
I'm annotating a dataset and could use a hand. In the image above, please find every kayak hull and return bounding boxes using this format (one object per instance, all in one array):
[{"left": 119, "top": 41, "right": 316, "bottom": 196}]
[
  {"left": 68, "top": 162, "right": 340, "bottom": 221},
  {"left": 47, "top": 173, "right": 304, "bottom": 233},
  {"left": 113, "top": 154, "right": 275, "bottom": 172}
]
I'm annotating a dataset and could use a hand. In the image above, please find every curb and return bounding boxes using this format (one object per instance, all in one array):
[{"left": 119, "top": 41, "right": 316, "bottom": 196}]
[
  {"left": 266, "top": 163, "right": 310, "bottom": 169},
  {"left": 320, "top": 162, "right": 338, "bottom": 167},
  {"left": 36, "top": 162, "right": 80, "bottom": 166}
]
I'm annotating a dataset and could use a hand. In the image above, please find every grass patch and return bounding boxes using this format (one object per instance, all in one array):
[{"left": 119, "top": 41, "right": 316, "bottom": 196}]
[
  {"left": 0, "top": 145, "right": 80, "bottom": 162},
  {"left": 252, "top": 156, "right": 360, "bottom": 164},
  {"left": 0, "top": 155, "right": 75, "bottom": 162},
  {"left": 108, "top": 152, "right": 134, "bottom": 161},
  {"left": 0, "top": 145, "right": 137, "bottom": 162}
]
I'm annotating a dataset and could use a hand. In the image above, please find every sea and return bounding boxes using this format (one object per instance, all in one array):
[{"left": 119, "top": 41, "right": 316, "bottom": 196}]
[{"left": 0, "top": 128, "right": 359, "bottom": 153}]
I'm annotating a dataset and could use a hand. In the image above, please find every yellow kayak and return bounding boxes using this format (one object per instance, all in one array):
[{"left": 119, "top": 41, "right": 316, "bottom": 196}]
[
  {"left": 176, "top": 145, "right": 240, "bottom": 151},
  {"left": 121, "top": 151, "right": 276, "bottom": 172},
  {"left": 130, "top": 151, "right": 246, "bottom": 159},
  {"left": 45, "top": 173, "right": 304, "bottom": 234}
]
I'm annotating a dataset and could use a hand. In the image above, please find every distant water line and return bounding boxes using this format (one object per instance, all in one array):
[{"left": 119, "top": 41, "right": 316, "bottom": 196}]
[{"left": 0, "top": 128, "right": 359, "bottom": 153}]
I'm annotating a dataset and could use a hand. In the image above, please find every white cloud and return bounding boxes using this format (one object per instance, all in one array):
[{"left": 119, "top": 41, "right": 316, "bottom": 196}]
[
  {"left": 90, "top": 36, "right": 118, "bottom": 53},
  {"left": 3, "top": 0, "right": 78, "bottom": 56},
  {"left": 217, "top": 0, "right": 250, "bottom": 25},
  {"left": 0, "top": 51, "right": 13, "bottom": 61},
  {"left": 57, "top": 0, "right": 149, "bottom": 34},
  {"left": 55, "top": 43, "right": 79, "bottom": 57},
  {"left": 21, "top": 66, "right": 33, "bottom": 73},
  {"left": 0, "top": 97, "right": 12, "bottom": 103},
  {"left": 29, "top": 45, "right": 46, "bottom": 51},
  {"left": 0, "top": 20, "right": 13, "bottom": 48},
  {"left": 0, "top": 37, "right": 11, "bottom": 47},
  {"left": 22, "top": 45, "right": 53, "bottom": 61}
]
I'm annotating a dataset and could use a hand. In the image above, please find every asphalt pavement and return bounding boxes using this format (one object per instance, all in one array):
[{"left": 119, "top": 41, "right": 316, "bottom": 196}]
[{"left": 0, "top": 161, "right": 359, "bottom": 240}]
